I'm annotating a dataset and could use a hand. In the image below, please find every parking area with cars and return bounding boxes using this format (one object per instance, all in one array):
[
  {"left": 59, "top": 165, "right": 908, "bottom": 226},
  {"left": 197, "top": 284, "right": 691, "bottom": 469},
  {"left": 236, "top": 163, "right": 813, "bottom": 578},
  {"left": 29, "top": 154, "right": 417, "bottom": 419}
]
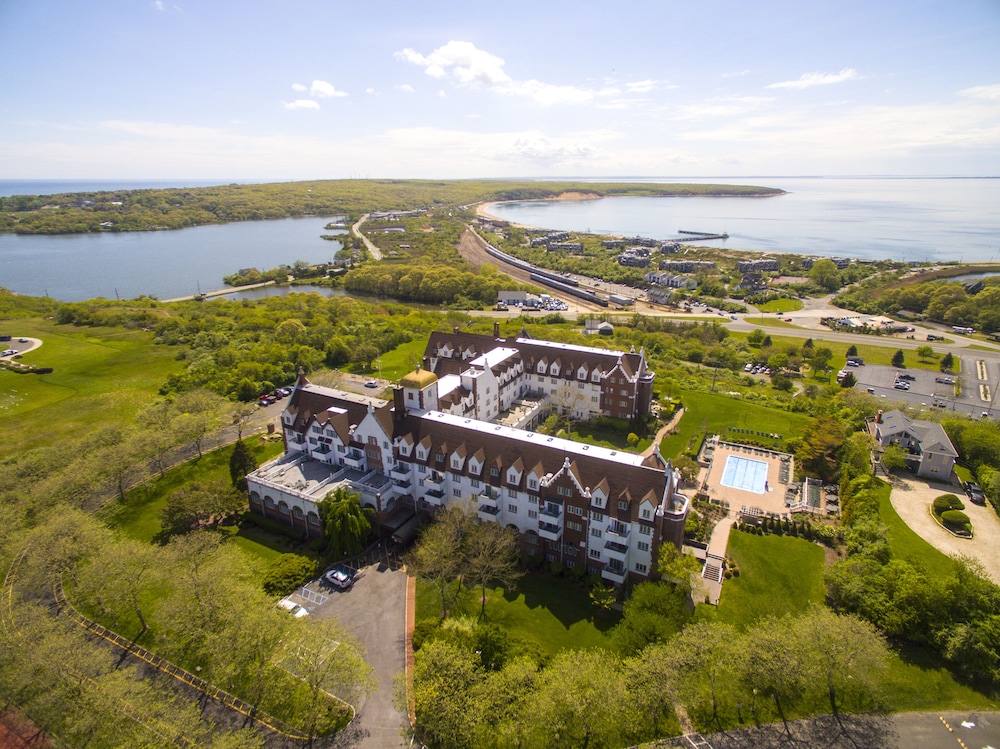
[
  {"left": 281, "top": 553, "right": 409, "bottom": 749},
  {"left": 849, "top": 358, "right": 993, "bottom": 419}
]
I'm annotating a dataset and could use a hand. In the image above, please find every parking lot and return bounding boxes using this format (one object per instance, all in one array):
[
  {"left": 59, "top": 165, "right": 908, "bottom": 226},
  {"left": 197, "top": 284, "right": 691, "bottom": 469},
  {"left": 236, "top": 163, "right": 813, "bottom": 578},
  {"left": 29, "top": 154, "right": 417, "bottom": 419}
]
[
  {"left": 850, "top": 356, "right": 995, "bottom": 419},
  {"left": 285, "top": 555, "right": 409, "bottom": 749}
]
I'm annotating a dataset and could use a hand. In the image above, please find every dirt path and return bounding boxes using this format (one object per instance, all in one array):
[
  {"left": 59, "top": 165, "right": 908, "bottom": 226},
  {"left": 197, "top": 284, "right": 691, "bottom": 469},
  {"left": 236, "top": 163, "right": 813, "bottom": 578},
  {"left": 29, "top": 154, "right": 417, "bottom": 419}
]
[
  {"left": 643, "top": 407, "right": 686, "bottom": 457},
  {"left": 889, "top": 475, "right": 1000, "bottom": 583}
]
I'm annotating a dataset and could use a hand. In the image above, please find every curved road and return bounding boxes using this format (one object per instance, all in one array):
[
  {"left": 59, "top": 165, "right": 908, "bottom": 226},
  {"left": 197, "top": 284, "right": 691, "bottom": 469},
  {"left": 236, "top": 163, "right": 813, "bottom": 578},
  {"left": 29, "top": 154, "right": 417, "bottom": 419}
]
[{"left": 352, "top": 214, "right": 384, "bottom": 261}]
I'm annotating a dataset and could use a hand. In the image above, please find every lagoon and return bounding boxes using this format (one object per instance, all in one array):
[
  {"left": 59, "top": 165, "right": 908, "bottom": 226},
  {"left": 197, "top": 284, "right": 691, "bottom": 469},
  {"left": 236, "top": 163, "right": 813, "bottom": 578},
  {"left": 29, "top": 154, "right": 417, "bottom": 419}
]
[
  {"left": 487, "top": 177, "right": 1000, "bottom": 264},
  {"left": 0, "top": 217, "right": 343, "bottom": 302}
]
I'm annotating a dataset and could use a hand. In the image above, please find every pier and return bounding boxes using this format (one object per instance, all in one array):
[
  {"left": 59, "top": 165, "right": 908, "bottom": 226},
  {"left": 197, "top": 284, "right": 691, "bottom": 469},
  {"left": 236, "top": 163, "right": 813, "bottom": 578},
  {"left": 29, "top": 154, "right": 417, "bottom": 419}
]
[
  {"left": 677, "top": 229, "right": 730, "bottom": 240},
  {"left": 162, "top": 280, "right": 276, "bottom": 303}
]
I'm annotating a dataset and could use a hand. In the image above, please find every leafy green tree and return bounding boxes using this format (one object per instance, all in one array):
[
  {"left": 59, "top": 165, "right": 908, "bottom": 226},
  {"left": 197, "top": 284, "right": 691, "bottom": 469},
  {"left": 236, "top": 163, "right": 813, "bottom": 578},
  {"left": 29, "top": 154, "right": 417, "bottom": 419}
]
[
  {"left": 228, "top": 439, "right": 258, "bottom": 492},
  {"left": 846, "top": 344, "right": 858, "bottom": 357},
  {"left": 407, "top": 507, "right": 473, "bottom": 618},
  {"left": 318, "top": 486, "right": 374, "bottom": 559},
  {"left": 796, "top": 414, "right": 846, "bottom": 482},
  {"left": 916, "top": 345, "right": 935, "bottom": 360},
  {"left": 940, "top": 352, "right": 955, "bottom": 371},
  {"left": 159, "top": 479, "right": 245, "bottom": 538},
  {"left": 808, "top": 259, "right": 841, "bottom": 291},
  {"left": 891, "top": 349, "right": 905, "bottom": 368},
  {"left": 747, "top": 328, "right": 765, "bottom": 346},
  {"left": 840, "top": 372, "right": 857, "bottom": 388},
  {"left": 611, "top": 582, "right": 688, "bottom": 655},
  {"left": 880, "top": 443, "right": 909, "bottom": 472}
]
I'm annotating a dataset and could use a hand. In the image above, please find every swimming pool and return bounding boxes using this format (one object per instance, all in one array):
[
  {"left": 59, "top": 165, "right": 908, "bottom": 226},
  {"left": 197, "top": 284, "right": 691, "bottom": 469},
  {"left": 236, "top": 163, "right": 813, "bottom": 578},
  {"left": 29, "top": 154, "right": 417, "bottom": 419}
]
[{"left": 720, "top": 455, "right": 769, "bottom": 494}]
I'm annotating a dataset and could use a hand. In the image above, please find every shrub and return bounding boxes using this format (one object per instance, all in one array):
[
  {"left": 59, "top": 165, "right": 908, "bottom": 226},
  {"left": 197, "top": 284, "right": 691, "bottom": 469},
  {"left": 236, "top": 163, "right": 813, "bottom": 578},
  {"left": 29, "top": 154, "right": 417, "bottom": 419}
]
[
  {"left": 932, "top": 494, "right": 965, "bottom": 515},
  {"left": 411, "top": 618, "right": 442, "bottom": 651},
  {"left": 939, "top": 510, "right": 972, "bottom": 531},
  {"left": 262, "top": 553, "right": 318, "bottom": 596}
]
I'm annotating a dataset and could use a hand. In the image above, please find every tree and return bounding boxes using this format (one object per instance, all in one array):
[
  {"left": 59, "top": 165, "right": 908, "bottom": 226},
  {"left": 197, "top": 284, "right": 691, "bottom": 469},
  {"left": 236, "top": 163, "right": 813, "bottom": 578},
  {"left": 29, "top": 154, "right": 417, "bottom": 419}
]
[
  {"left": 796, "top": 414, "right": 846, "bottom": 482},
  {"left": 231, "top": 401, "right": 258, "bottom": 440},
  {"left": 672, "top": 455, "right": 700, "bottom": 484},
  {"left": 846, "top": 344, "right": 858, "bottom": 357},
  {"left": 612, "top": 582, "right": 688, "bottom": 655},
  {"left": 351, "top": 341, "right": 380, "bottom": 370},
  {"left": 840, "top": 372, "right": 857, "bottom": 388},
  {"left": 463, "top": 521, "right": 522, "bottom": 621},
  {"left": 228, "top": 439, "right": 258, "bottom": 492},
  {"left": 159, "top": 479, "right": 245, "bottom": 538},
  {"left": 880, "top": 443, "right": 909, "bottom": 472},
  {"left": 318, "top": 486, "right": 374, "bottom": 558},
  {"left": 941, "top": 352, "right": 955, "bottom": 372},
  {"left": 810, "top": 347, "right": 834, "bottom": 375},
  {"left": 747, "top": 328, "right": 765, "bottom": 346},
  {"left": 808, "top": 259, "right": 841, "bottom": 291},
  {"left": 916, "top": 345, "right": 935, "bottom": 361},
  {"left": 891, "top": 349, "right": 905, "bottom": 368},
  {"left": 407, "top": 507, "right": 473, "bottom": 618},
  {"left": 174, "top": 389, "right": 226, "bottom": 457}
]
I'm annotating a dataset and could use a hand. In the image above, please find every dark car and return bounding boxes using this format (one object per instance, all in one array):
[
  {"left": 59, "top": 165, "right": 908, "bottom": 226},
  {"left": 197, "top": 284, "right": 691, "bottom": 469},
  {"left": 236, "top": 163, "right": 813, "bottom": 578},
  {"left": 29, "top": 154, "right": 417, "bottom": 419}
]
[
  {"left": 965, "top": 481, "right": 986, "bottom": 504},
  {"left": 898, "top": 373, "right": 916, "bottom": 381}
]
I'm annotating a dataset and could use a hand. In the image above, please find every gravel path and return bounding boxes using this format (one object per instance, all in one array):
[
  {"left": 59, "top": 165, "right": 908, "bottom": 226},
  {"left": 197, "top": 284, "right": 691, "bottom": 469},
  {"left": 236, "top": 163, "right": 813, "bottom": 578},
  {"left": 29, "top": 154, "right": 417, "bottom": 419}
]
[{"left": 889, "top": 474, "right": 1000, "bottom": 582}]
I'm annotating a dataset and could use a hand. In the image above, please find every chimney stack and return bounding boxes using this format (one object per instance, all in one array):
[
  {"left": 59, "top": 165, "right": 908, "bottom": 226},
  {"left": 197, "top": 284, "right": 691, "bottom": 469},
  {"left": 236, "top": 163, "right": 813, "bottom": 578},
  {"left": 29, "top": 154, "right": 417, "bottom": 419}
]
[{"left": 494, "top": 321, "right": 501, "bottom": 339}]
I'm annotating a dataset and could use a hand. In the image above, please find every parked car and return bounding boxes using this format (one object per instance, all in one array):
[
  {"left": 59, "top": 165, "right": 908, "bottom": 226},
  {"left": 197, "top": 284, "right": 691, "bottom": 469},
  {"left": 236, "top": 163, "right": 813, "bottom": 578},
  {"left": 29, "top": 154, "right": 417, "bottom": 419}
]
[
  {"left": 364, "top": 380, "right": 378, "bottom": 388},
  {"left": 2, "top": 349, "right": 17, "bottom": 357},
  {"left": 898, "top": 373, "right": 916, "bottom": 381},
  {"left": 277, "top": 599, "right": 309, "bottom": 617},
  {"left": 324, "top": 567, "right": 356, "bottom": 589},
  {"left": 935, "top": 377, "right": 955, "bottom": 385},
  {"left": 276, "top": 387, "right": 292, "bottom": 397},
  {"left": 894, "top": 382, "right": 910, "bottom": 390},
  {"left": 18, "top": 338, "right": 28, "bottom": 343}
]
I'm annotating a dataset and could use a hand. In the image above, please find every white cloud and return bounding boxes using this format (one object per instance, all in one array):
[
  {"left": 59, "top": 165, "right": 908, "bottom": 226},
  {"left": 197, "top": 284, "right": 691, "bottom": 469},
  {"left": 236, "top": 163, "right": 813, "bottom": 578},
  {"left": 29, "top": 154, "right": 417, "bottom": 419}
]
[
  {"left": 438, "top": 90, "right": 447, "bottom": 98},
  {"left": 395, "top": 41, "right": 511, "bottom": 85},
  {"left": 625, "top": 80, "right": 656, "bottom": 93},
  {"left": 283, "top": 99, "right": 320, "bottom": 110},
  {"left": 310, "top": 80, "right": 347, "bottom": 98},
  {"left": 291, "top": 83, "right": 307, "bottom": 92},
  {"left": 152, "top": 0, "right": 165, "bottom": 9},
  {"left": 503, "top": 135, "right": 597, "bottom": 162},
  {"left": 958, "top": 84, "right": 1000, "bottom": 100},
  {"left": 396, "top": 84, "right": 415, "bottom": 94},
  {"left": 767, "top": 68, "right": 860, "bottom": 90},
  {"left": 365, "top": 87, "right": 377, "bottom": 95},
  {"left": 498, "top": 79, "right": 595, "bottom": 106}
]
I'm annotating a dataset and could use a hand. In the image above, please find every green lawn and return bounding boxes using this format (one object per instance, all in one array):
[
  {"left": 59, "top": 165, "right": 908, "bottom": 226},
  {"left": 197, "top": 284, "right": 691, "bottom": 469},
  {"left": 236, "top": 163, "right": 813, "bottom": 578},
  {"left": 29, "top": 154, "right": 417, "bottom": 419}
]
[
  {"left": 755, "top": 298, "right": 803, "bottom": 313},
  {"left": 0, "top": 319, "right": 181, "bottom": 458},
  {"left": 695, "top": 532, "right": 826, "bottom": 628},
  {"left": 103, "top": 437, "right": 285, "bottom": 544},
  {"left": 693, "top": 526, "right": 997, "bottom": 712},
  {"left": 878, "top": 480, "right": 957, "bottom": 578},
  {"left": 659, "top": 390, "right": 810, "bottom": 458},
  {"left": 416, "top": 572, "right": 619, "bottom": 657}
]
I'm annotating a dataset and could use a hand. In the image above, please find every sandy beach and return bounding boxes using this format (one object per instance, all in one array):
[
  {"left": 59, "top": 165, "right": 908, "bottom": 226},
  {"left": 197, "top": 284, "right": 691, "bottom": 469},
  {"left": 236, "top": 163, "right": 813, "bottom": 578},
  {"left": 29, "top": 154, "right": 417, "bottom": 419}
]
[{"left": 476, "top": 191, "right": 602, "bottom": 229}]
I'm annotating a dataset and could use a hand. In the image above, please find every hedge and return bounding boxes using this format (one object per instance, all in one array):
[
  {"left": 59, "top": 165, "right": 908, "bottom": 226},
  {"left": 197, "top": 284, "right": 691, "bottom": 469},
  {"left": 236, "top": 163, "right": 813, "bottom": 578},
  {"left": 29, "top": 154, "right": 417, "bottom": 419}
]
[{"left": 933, "top": 494, "right": 965, "bottom": 515}]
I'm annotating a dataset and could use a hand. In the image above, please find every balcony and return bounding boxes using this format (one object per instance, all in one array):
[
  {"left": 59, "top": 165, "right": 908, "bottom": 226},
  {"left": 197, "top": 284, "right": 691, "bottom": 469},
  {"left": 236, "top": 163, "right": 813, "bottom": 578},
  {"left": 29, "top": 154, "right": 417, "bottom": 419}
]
[
  {"left": 423, "top": 488, "right": 446, "bottom": 506},
  {"left": 392, "top": 476, "right": 412, "bottom": 489},
  {"left": 603, "top": 540, "right": 629, "bottom": 561},
  {"left": 539, "top": 504, "right": 563, "bottom": 521},
  {"left": 478, "top": 488, "right": 500, "bottom": 507},
  {"left": 538, "top": 521, "right": 563, "bottom": 542},
  {"left": 343, "top": 452, "right": 366, "bottom": 470},
  {"left": 478, "top": 504, "right": 501, "bottom": 522},
  {"left": 601, "top": 564, "right": 627, "bottom": 585},
  {"left": 606, "top": 523, "right": 629, "bottom": 541},
  {"left": 424, "top": 473, "right": 445, "bottom": 490},
  {"left": 390, "top": 465, "right": 411, "bottom": 481}
]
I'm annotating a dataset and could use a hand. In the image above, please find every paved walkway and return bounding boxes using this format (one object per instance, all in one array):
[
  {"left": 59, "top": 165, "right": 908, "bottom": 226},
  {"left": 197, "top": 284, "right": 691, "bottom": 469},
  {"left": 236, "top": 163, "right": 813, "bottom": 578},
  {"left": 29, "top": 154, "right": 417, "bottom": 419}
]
[
  {"left": 889, "top": 474, "right": 1000, "bottom": 583},
  {"left": 643, "top": 407, "right": 686, "bottom": 458}
]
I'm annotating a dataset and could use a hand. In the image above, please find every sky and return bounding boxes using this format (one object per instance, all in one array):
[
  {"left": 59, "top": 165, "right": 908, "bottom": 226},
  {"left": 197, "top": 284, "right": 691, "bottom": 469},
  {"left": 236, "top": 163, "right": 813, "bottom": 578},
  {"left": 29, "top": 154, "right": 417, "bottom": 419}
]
[{"left": 1, "top": 0, "right": 998, "bottom": 180}]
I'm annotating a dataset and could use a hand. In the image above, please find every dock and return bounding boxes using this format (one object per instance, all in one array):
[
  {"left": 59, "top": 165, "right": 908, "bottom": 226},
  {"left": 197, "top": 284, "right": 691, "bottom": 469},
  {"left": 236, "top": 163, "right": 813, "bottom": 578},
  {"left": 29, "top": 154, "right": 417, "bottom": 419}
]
[{"left": 677, "top": 230, "right": 730, "bottom": 240}]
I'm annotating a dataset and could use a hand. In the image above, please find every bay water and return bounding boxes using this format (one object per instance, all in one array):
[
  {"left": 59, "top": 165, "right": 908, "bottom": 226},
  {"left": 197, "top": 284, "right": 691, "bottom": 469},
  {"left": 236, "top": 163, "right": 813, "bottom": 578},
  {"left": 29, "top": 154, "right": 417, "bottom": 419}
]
[{"left": 1, "top": 177, "right": 997, "bottom": 302}]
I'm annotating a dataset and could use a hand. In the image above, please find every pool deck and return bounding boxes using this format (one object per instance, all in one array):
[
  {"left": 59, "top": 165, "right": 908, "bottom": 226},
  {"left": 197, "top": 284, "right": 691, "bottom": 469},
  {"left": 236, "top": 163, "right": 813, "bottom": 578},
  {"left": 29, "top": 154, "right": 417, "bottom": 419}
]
[{"left": 700, "top": 438, "right": 795, "bottom": 518}]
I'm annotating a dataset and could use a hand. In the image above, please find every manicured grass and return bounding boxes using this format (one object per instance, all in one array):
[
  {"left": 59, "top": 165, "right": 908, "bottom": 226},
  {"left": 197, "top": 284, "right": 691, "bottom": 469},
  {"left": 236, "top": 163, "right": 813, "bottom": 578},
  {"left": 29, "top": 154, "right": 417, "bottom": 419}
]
[
  {"left": 954, "top": 464, "right": 974, "bottom": 483},
  {"left": 659, "top": 390, "right": 810, "bottom": 458},
  {"left": 415, "top": 572, "right": 619, "bottom": 657},
  {"left": 755, "top": 298, "right": 803, "bottom": 313},
  {"left": 363, "top": 338, "right": 427, "bottom": 380},
  {"left": 0, "top": 319, "right": 182, "bottom": 458},
  {"left": 103, "top": 436, "right": 285, "bottom": 543},
  {"left": 692, "top": 526, "right": 998, "bottom": 712},
  {"left": 566, "top": 422, "right": 651, "bottom": 453},
  {"left": 694, "top": 532, "right": 826, "bottom": 629},
  {"left": 878, "top": 480, "right": 957, "bottom": 578}
]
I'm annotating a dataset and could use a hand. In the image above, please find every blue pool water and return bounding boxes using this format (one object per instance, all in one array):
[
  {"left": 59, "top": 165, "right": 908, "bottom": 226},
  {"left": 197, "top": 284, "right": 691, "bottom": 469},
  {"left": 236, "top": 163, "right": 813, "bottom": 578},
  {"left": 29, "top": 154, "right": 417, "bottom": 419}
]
[{"left": 721, "top": 456, "right": 769, "bottom": 494}]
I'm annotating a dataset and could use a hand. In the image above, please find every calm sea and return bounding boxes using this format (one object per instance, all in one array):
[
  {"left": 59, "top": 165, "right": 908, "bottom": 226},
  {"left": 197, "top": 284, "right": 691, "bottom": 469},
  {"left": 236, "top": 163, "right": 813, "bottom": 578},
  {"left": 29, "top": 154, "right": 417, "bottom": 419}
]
[
  {"left": 1, "top": 177, "right": 997, "bottom": 302},
  {"left": 488, "top": 177, "right": 1000, "bottom": 264}
]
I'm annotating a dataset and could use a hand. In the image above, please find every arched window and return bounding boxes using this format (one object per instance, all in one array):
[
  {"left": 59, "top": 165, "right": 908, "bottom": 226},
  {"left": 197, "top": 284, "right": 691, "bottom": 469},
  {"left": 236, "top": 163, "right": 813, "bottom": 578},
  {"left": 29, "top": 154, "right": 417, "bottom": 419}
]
[
  {"left": 278, "top": 501, "right": 290, "bottom": 515},
  {"left": 249, "top": 491, "right": 261, "bottom": 505},
  {"left": 264, "top": 495, "right": 275, "bottom": 508}
]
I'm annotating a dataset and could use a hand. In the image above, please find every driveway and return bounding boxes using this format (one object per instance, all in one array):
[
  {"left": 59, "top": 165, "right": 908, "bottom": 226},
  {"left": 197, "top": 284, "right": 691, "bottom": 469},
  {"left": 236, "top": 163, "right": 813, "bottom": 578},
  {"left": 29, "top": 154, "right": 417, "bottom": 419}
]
[
  {"left": 309, "top": 564, "right": 409, "bottom": 749},
  {"left": 889, "top": 474, "right": 1000, "bottom": 583}
]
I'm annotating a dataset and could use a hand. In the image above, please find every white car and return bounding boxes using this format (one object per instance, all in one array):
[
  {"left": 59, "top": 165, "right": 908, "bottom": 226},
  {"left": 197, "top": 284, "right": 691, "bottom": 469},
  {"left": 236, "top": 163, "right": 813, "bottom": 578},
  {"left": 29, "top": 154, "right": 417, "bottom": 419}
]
[
  {"left": 2, "top": 349, "right": 17, "bottom": 357},
  {"left": 324, "top": 568, "right": 355, "bottom": 589},
  {"left": 277, "top": 599, "right": 309, "bottom": 617}
]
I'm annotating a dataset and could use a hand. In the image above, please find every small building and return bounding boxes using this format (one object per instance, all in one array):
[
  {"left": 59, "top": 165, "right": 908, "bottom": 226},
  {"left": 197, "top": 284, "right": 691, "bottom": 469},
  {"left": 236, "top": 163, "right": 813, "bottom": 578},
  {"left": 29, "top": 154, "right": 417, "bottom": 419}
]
[{"left": 869, "top": 409, "right": 958, "bottom": 479}]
